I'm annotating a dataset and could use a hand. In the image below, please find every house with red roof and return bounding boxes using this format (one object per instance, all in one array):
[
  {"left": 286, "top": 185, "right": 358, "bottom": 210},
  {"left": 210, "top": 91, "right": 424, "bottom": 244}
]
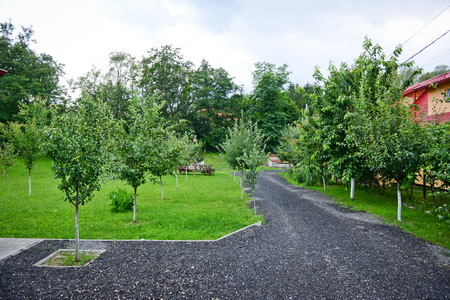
[{"left": 403, "top": 72, "right": 450, "bottom": 123}]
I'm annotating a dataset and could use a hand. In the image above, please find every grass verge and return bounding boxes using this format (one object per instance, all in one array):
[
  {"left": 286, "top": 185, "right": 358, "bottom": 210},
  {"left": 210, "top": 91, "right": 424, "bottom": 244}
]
[
  {"left": 0, "top": 155, "right": 262, "bottom": 240},
  {"left": 281, "top": 172, "right": 450, "bottom": 249}
]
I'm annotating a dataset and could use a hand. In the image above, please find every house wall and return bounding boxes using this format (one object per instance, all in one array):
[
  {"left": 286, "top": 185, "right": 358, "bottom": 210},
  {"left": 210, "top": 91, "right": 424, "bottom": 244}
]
[{"left": 427, "top": 81, "right": 450, "bottom": 122}]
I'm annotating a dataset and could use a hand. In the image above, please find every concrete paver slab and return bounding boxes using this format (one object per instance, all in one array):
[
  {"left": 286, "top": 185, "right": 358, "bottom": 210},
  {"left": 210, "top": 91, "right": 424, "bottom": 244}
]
[{"left": 0, "top": 238, "right": 43, "bottom": 260}]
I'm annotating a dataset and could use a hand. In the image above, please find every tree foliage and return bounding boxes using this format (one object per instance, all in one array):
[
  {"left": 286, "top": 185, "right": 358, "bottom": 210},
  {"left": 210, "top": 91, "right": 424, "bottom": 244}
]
[
  {"left": 0, "top": 21, "right": 64, "bottom": 123},
  {"left": 0, "top": 142, "right": 15, "bottom": 184},
  {"left": 249, "top": 62, "right": 300, "bottom": 152},
  {"left": 46, "top": 96, "right": 112, "bottom": 258},
  {"left": 113, "top": 94, "right": 166, "bottom": 221}
]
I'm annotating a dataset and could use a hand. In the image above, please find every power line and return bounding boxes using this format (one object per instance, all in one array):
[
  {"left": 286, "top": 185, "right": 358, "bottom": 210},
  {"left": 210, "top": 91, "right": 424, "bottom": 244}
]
[
  {"left": 421, "top": 48, "right": 450, "bottom": 67},
  {"left": 402, "top": 29, "right": 450, "bottom": 64},
  {"left": 401, "top": 4, "right": 450, "bottom": 47}
]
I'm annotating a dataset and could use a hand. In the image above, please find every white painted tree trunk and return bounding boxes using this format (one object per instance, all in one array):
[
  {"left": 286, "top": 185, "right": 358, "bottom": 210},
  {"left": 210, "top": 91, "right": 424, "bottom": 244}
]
[
  {"left": 160, "top": 177, "right": 164, "bottom": 201},
  {"left": 133, "top": 187, "right": 137, "bottom": 223},
  {"left": 175, "top": 172, "right": 179, "bottom": 189},
  {"left": 397, "top": 181, "right": 402, "bottom": 222},
  {"left": 240, "top": 175, "right": 244, "bottom": 200},
  {"left": 185, "top": 169, "right": 188, "bottom": 181},
  {"left": 322, "top": 175, "right": 326, "bottom": 191},
  {"left": 28, "top": 168, "right": 31, "bottom": 196},
  {"left": 75, "top": 202, "right": 79, "bottom": 260},
  {"left": 350, "top": 177, "right": 355, "bottom": 200}
]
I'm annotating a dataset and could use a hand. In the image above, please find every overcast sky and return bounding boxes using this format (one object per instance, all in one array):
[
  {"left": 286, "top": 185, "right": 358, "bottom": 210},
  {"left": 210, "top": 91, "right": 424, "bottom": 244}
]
[{"left": 1, "top": 0, "right": 450, "bottom": 92}]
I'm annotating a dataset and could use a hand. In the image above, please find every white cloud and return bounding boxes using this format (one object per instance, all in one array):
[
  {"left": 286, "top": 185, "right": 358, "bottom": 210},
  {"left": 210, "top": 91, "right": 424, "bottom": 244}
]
[{"left": 1, "top": 0, "right": 449, "bottom": 93}]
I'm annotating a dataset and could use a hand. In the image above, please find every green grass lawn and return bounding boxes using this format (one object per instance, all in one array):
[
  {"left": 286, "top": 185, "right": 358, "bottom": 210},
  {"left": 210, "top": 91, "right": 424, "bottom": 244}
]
[
  {"left": 0, "top": 156, "right": 262, "bottom": 240},
  {"left": 282, "top": 172, "right": 450, "bottom": 250}
]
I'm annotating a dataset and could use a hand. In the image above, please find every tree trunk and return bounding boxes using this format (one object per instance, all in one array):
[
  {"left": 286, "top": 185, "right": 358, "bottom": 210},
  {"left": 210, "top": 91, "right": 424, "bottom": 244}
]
[
  {"left": 322, "top": 175, "right": 326, "bottom": 191},
  {"left": 133, "top": 186, "right": 137, "bottom": 223},
  {"left": 240, "top": 172, "right": 244, "bottom": 200},
  {"left": 185, "top": 168, "right": 188, "bottom": 181},
  {"left": 74, "top": 189, "right": 80, "bottom": 260},
  {"left": 397, "top": 181, "right": 402, "bottom": 222},
  {"left": 422, "top": 174, "right": 426, "bottom": 201},
  {"left": 160, "top": 176, "right": 164, "bottom": 201},
  {"left": 28, "top": 167, "right": 32, "bottom": 196},
  {"left": 350, "top": 177, "right": 355, "bottom": 200},
  {"left": 175, "top": 170, "right": 179, "bottom": 189}
]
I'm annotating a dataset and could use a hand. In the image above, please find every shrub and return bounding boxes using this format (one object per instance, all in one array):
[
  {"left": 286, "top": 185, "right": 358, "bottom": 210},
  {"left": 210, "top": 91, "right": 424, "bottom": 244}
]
[{"left": 109, "top": 188, "right": 133, "bottom": 212}]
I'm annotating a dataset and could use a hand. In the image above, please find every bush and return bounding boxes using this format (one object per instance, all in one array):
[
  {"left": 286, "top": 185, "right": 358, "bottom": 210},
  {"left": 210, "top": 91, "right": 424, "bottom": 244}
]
[
  {"left": 292, "top": 165, "right": 318, "bottom": 186},
  {"left": 109, "top": 188, "right": 133, "bottom": 212}
]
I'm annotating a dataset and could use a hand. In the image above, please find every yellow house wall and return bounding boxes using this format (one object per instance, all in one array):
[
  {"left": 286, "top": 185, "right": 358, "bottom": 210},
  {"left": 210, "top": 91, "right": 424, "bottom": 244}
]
[{"left": 428, "top": 81, "right": 450, "bottom": 116}]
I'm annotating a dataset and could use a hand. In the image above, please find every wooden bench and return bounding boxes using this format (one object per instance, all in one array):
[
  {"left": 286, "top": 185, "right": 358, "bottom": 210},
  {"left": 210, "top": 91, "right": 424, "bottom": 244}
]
[
  {"left": 177, "top": 164, "right": 215, "bottom": 175},
  {"left": 200, "top": 164, "right": 215, "bottom": 175}
]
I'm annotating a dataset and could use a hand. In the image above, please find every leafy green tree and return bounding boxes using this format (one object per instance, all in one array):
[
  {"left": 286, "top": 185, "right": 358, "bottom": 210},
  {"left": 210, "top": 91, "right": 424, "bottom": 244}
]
[
  {"left": 422, "top": 122, "right": 450, "bottom": 194},
  {"left": 76, "top": 52, "right": 137, "bottom": 121},
  {"left": 114, "top": 95, "right": 165, "bottom": 222},
  {"left": 46, "top": 96, "right": 112, "bottom": 259},
  {"left": 0, "top": 21, "right": 64, "bottom": 123},
  {"left": 220, "top": 116, "right": 266, "bottom": 199},
  {"left": 418, "top": 65, "right": 449, "bottom": 82},
  {"left": 0, "top": 142, "right": 15, "bottom": 184},
  {"left": 148, "top": 135, "right": 181, "bottom": 201},
  {"left": 286, "top": 83, "right": 317, "bottom": 112},
  {"left": 277, "top": 124, "right": 303, "bottom": 167},
  {"left": 189, "top": 59, "right": 242, "bottom": 151},
  {"left": 139, "top": 45, "right": 193, "bottom": 121},
  {"left": 249, "top": 62, "right": 300, "bottom": 152},
  {"left": 352, "top": 39, "right": 426, "bottom": 221},
  {"left": 0, "top": 99, "right": 48, "bottom": 195}
]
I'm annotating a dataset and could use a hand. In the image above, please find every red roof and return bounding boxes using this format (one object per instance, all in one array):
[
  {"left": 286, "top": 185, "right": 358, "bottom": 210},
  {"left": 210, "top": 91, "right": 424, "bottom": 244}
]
[
  {"left": 0, "top": 69, "right": 7, "bottom": 76},
  {"left": 403, "top": 72, "right": 450, "bottom": 96}
]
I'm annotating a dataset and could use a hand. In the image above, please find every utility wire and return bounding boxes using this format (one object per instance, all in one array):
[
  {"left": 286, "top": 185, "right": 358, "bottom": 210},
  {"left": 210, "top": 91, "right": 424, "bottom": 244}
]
[
  {"left": 402, "top": 29, "right": 450, "bottom": 63},
  {"left": 401, "top": 4, "right": 450, "bottom": 47},
  {"left": 421, "top": 48, "right": 450, "bottom": 67}
]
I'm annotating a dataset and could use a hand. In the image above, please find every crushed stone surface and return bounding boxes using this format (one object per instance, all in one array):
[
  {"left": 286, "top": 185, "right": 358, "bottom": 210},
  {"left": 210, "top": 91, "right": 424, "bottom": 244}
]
[{"left": 1, "top": 171, "right": 449, "bottom": 299}]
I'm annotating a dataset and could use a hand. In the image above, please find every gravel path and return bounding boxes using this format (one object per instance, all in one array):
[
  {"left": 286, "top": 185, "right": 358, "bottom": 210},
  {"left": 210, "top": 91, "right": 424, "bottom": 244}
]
[{"left": 1, "top": 171, "right": 449, "bottom": 299}]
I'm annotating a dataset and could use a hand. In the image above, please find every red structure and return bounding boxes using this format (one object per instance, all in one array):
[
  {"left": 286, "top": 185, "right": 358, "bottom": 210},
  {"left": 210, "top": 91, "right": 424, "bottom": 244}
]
[
  {"left": 0, "top": 69, "right": 7, "bottom": 76},
  {"left": 403, "top": 72, "right": 450, "bottom": 123}
]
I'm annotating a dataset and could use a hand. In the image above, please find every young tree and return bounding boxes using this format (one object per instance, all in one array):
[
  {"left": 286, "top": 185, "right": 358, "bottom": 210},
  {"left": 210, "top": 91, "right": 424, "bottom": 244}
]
[
  {"left": 422, "top": 122, "right": 450, "bottom": 198},
  {"left": 0, "top": 142, "right": 16, "bottom": 184},
  {"left": 220, "top": 116, "right": 266, "bottom": 200},
  {"left": 46, "top": 96, "right": 112, "bottom": 259},
  {"left": 352, "top": 38, "right": 426, "bottom": 222},
  {"left": 1, "top": 99, "right": 46, "bottom": 196},
  {"left": 148, "top": 136, "right": 180, "bottom": 201},
  {"left": 114, "top": 95, "right": 165, "bottom": 222}
]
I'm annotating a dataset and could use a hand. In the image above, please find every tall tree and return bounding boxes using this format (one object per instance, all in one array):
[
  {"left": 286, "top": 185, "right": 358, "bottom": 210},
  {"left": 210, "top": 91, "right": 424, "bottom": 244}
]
[
  {"left": 249, "top": 62, "right": 300, "bottom": 152},
  {"left": 190, "top": 59, "right": 242, "bottom": 151},
  {"left": 0, "top": 21, "right": 64, "bottom": 123},
  {"left": 139, "top": 45, "right": 193, "bottom": 121},
  {"left": 46, "top": 96, "right": 112, "bottom": 259},
  {"left": 418, "top": 65, "right": 449, "bottom": 82}
]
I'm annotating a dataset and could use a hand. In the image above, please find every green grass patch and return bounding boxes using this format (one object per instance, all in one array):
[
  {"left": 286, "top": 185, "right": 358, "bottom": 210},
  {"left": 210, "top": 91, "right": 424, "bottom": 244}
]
[
  {"left": 0, "top": 155, "right": 262, "bottom": 240},
  {"left": 281, "top": 172, "right": 450, "bottom": 249}
]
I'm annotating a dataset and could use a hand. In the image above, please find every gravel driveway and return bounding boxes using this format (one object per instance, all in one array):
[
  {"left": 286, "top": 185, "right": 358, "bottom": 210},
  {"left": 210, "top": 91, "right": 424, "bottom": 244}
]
[{"left": 1, "top": 171, "right": 449, "bottom": 299}]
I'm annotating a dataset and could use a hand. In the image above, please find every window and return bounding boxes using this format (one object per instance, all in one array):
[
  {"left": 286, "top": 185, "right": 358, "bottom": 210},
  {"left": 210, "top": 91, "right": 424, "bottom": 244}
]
[{"left": 446, "top": 89, "right": 450, "bottom": 102}]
